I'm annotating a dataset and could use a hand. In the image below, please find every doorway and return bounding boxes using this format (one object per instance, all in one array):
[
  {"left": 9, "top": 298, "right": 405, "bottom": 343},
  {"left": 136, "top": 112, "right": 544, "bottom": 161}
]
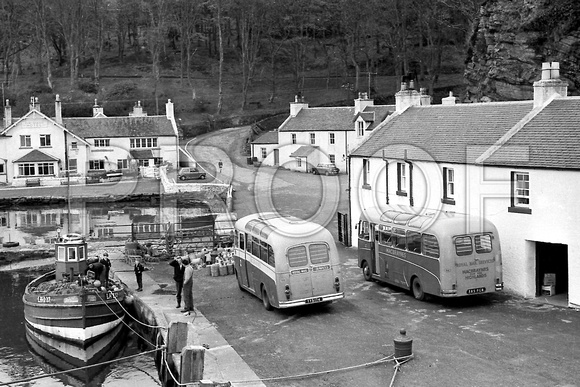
[{"left": 535, "top": 242, "right": 568, "bottom": 296}]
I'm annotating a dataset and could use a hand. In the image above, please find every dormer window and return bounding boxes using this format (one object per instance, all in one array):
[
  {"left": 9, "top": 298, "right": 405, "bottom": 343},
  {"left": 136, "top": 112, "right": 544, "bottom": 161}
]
[{"left": 357, "top": 121, "right": 364, "bottom": 136}]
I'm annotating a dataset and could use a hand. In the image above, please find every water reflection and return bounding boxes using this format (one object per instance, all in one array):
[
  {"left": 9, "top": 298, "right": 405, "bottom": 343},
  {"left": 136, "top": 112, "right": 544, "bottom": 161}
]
[
  {"left": 0, "top": 195, "right": 228, "bottom": 247},
  {"left": 25, "top": 323, "right": 128, "bottom": 387}
]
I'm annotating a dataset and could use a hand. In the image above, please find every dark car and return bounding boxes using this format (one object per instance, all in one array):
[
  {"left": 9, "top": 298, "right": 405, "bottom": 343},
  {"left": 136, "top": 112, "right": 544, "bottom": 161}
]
[
  {"left": 311, "top": 163, "right": 339, "bottom": 176},
  {"left": 178, "top": 167, "right": 206, "bottom": 180}
]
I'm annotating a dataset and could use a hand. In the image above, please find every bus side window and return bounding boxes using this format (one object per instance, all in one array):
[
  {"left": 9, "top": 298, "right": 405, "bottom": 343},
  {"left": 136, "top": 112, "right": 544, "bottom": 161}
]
[
  {"left": 260, "top": 240, "right": 269, "bottom": 263},
  {"left": 392, "top": 228, "right": 407, "bottom": 250},
  {"left": 267, "top": 245, "right": 275, "bottom": 266},
  {"left": 422, "top": 234, "right": 440, "bottom": 258},
  {"left": 406, "top": 231, "right": 422, "bottom": 253},
  {"left": 358, "top": 221, "right": 370, "bottom": 241},
  {"left": 252, "top": 236, "right": 261, "bottom": 257},
  {"left": 379, "top": 231, "right": 394, "bottom": 246},
  {"left": 238, "top": 232, "right": 245, "bottom": 250}
]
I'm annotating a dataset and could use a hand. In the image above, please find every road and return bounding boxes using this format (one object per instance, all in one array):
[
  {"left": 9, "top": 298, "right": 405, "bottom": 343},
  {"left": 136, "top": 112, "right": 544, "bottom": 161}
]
[{"left": 179, "top": 127, "right": 579, "bottom": 387}]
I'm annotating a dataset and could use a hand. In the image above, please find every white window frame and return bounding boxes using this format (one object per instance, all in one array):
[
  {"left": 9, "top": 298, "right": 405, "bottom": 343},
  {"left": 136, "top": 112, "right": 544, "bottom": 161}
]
[
  {"left": 329, "top": 133, "right": 335, "bottom": 144},
  {"left": 357, "top": 121, "right": 364, "bottom": 136},
  {"left": 40, "top": 134, "right": 51, "bottom": 147},
  {"left": 291, "top": 133, "right": 296, "bottom": 144},
  {"left": 310, "top": 133, "right": 315, "bottom": 145},
  {"left": 20, "top": 135, "right": 31, "bottom": 148},
  {"left": 94, "top": 139, "right": 110, "bottom": 147},
  {"left": 261, "top": 147, "right": 267, "bottom": 159}
]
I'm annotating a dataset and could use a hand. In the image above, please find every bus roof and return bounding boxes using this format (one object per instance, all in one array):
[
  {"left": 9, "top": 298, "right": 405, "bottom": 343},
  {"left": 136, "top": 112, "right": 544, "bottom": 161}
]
[
  {"left": 362, "top": 206, "right": 498, "bottom": 237},
  {"left": 235, "top": 213, "right": 332, "bottom": 242}
]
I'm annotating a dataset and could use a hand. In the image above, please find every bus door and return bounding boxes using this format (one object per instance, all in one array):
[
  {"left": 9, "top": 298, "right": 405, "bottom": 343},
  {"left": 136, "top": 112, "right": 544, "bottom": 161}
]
[
  {"left": 358, "top": 220, "right": 377, "bottom": 275},
  {"left": 287, "top": 245, "right": 315, "bottom": 300},
  {"left": 237, "top": 232, "right": 251, "bottom": 289},
  {"left": 454, "top": 234, "right": 495, "bottom": 295},
  {"left": 308, "top": 243, "right": 334, "bottom": 297}
]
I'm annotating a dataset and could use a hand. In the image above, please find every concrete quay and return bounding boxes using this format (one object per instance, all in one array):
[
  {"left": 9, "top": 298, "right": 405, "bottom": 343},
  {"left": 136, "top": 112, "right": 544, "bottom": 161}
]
[{"left": 109, "top": 249, "right": 266, "bottom": 387}]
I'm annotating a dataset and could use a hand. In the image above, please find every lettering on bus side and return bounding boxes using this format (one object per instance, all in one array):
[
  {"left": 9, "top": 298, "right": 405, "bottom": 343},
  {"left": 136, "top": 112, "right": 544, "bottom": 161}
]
[
  {"left": 455, "top": 257, "right": 495, "bottom": 267},
  {"left": 462, "top": 266, "right": 489, "bottom": 280},
  {"left": 384, "top": 247, "right": 407, "bottom": 259}
]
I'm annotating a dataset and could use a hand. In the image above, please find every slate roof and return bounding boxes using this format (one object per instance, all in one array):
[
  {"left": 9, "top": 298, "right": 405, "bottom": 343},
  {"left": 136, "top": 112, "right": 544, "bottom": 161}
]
[
  {"left": 64, "top": 116, "right": 176, "bottom": 138},
  {"left": 280, "top": 107, "right": 355, "bottom": 132},
  {"left": 252, "top": 130, "right": 279, "bottom": 144},
  {"left": 351, "top": 101, "right": 535, "bottom": 164},
  {"left": 14, "top": 149, "right": 59, "bottom": 163},
  {"left": 480, "top": 97, "right": 580, "bottom": 169}
]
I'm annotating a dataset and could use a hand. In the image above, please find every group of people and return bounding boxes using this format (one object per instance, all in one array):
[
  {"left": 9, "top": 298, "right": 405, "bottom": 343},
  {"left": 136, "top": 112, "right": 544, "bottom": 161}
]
[
  {"left": 86, "top": 253, "right": 112, "bottom": 287},
  {"left": 169, "top": 256, "right": 195, "bottom": 316}
]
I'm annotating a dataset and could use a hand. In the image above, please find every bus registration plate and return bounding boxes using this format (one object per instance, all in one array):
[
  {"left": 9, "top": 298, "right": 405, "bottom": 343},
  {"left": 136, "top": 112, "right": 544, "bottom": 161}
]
[
  {"left": 466, "top": 287, "right": 486, "bottom": 294},
  {"left": 305, "top": 297, "right": 323, "bottom": 304}
]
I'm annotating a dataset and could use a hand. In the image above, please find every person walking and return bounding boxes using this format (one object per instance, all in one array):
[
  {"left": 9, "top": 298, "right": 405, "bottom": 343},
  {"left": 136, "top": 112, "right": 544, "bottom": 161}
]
[
  {"left": 134, "top": 257, "right": 145, "bottom": 291},
  {"left": 182, "top": 258, "right": 194, "bottom": 316},
  {"left": 169, "top": 256, "right": 185, "bottom": 308}
]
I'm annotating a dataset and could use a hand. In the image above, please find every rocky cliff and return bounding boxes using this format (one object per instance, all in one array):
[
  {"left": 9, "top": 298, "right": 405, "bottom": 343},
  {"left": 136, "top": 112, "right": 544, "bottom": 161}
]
[{"left": 464, "top": 0, "right": 580, "bottom": 102}]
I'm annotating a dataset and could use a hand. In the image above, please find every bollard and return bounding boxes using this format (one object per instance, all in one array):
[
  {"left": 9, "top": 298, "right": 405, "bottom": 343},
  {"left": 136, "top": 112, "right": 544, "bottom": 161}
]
[
  {"left": 180, "top": 345, "right": 205, "bottom": 384},
  {"left": 393, "top": 329, "right": 413, "bottom": 359}
]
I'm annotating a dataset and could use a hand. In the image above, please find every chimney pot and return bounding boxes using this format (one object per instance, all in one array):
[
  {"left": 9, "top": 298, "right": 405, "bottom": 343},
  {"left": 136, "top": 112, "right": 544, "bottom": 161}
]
[{"left": 409, "top": 80, "right": 415, "bottom": 89}]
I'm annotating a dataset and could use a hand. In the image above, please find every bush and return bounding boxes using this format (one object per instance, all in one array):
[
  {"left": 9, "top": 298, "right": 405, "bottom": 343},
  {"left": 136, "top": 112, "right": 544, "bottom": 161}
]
[
  {"left": 104, "top": 81, "right": 138, "bottom": 100},
  {"left": 28, "top": 83, "right": 53, "bottom": 95},
  {"left": 79, "top": 80, "right": 99, "bottom": 94}
]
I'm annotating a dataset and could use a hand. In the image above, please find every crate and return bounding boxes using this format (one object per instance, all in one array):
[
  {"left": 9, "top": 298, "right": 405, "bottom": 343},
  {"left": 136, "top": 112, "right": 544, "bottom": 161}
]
[
  {"left": 543, "top": 273, "right": 556, "bottom": 286},
  {"left": 541, "top": 285, "right": 556, "bottom": 296}
]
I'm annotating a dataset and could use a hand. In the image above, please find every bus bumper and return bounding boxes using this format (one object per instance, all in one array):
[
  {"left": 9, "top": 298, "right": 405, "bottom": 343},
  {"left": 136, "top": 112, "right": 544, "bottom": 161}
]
[{"left": 278, "top": 293, "right": 344, "bottom": 308}]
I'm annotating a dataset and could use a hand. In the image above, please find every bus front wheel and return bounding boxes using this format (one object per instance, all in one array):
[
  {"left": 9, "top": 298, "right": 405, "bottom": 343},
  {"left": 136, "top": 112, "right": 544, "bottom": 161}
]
[
  {"left": 261, "top": 286, "right": 272, "bottom": 311},
  {"left": 362, "top": 261, "right": 373, "bottom": 281},
  {"left": 411, "top": 277, "right": 425, "bottom": 301}
]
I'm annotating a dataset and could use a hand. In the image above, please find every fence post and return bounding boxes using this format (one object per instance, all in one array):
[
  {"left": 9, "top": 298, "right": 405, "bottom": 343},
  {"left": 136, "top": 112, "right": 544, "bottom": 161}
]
[{"left": 180, "top": 345, "right": 205, "bottom": 384}]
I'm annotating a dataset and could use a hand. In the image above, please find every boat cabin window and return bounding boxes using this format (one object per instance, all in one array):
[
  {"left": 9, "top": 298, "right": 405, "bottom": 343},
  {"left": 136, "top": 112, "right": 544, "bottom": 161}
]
[
  {"left": 68, "top": 247, "right": 78, "bottom": 261},
  {"left": 58, "top": 246, "right": 66, "bottom": 261}
]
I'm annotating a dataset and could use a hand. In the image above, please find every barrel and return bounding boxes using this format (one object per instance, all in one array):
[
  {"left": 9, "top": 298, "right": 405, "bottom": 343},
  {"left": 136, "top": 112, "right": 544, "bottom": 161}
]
[
  {"left": 218, "top": 265, "right": 228, "bottom": 276},
  {"left": 226, "top": 263, "right": 234, "bottom": 275},
  {"left": 210, "top": 263, "right": 220, "bottom": 277},
  {"left": 394, "top": 329, "right": 413, "bottom": 359}
]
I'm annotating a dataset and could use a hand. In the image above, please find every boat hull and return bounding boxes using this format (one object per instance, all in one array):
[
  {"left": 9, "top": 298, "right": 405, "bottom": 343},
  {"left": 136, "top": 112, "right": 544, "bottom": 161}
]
[{"left": 23, "top": 270, "right": 126, "bottom": 345}]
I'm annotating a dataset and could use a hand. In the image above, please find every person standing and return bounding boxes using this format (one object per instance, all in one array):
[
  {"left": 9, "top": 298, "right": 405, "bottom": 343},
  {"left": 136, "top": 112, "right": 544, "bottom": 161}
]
[
  {"left": 169, "top": 256, "right": 185, "bottom": 308},
  {"left": 100, "top": 252, "right": 111, "bottom": 288},
  {"left": 134, "top": 257, "right": 145, "bottom": 291},
  {"left": 182, "top": 258, "right": 194, "bottom": 316}
]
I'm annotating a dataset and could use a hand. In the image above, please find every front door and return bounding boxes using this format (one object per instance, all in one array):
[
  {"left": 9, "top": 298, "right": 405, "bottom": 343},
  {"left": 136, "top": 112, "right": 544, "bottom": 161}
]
[{"left": 274, "top": 149, "right": 279, "bottom": 166}]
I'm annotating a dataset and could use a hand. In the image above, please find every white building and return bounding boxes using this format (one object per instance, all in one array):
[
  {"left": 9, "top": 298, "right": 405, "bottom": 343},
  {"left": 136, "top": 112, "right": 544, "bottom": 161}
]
[
  {"left": 348, "top": 62, "right": 580, "bottom": 308},
  {"left": 0, "top": 96, "right": 179, "bottom": 186},
  {"left": 253, "top": 94, "right": 392, "bottom": 173}
]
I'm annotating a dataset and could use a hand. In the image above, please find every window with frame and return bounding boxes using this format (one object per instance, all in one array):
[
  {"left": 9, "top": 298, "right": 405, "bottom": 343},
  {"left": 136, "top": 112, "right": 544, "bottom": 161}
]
[
  {"left": 357, "top": 121, "right": 364, "bottom": 136},
  {"left": 358, "top": 220, "right": 370, "bottom": 241},
  {"left": 309, "top": 243, "right": 330, "bottom": 264},
  {"left": 153, "top": 157, "right": 163, "bottom": 166},
  {"left": 20, "top": 135, "right": 31, "bottom": 147},
  {"left": 117, "top": 159, "right": 129, "bottom": 169},
  {"left": 475, "top": 234, "right": 492, "bottom": 253},
  {"left": 40, "top": 134, "right": 51, "bottom": 147},
  {"left": 509, "top": 171, "right": 531, "bottom": 214},
  {"left": 329, "top": 133, "right": 335, "bottom": 144},
  {"left": 296, "top": 159, "right": 302, "bottom": 167},
  {"left": 291, "top": 133, "right": 297, "bottom": 144},
  {"left": 68, "top": 159, "right": 77, "bottom": 173},
  {"left": 261, "top": 147, "right": 267, "bottom": 159},
  {"left": 391, "top": 227, "right": 407, "bottom": 250},
  {"left": 94, "top": 139, "right": 110, "bottom": 147},
  {"left": 37, "top": 163, "right": 54, "bottom": 175},
  {"left": 130, "top": 138, "right": 158, "bottom": 148},
  {"left": 406, "top": 231, "right": 422, "bottom": 253},
  {"left": 70, "top": 141, "right": 78, "bottom": 149},
  {"left": 362, "top": 158, "right": 370, "bottom": 187},
  {"left": 18, "top": 163, "right": 35, "bottom": 176},
  {"left": 329, "top": 154, "right": 335, "bottom": 164},
  {"left": 89, "top": 159, "right": 105, "bottom": 170},
  {"left": 397, "top": 162, "right": 407, "bottom": 196},
  {"left": 287, "top": 245, "right": 309, "bottom": 267},
  {"left": 138, "top": 159, "right": 150, "bottom": 167},
  {"left": 455, "top": 236, "right": 473, "bottom": 256},
  {"left": 0, "top": 163, "right": 4, "bottom": 174},
  {"left": 310, "top": 133, "right": 316, "bottom": 145},
  {"left": 442, "top": 167, "right": 455, "bottom": 204}
]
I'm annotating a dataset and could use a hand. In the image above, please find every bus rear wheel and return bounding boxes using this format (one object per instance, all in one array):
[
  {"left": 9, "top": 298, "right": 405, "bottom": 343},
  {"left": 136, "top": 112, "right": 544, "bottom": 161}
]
[
  {"left": 261, "top": 287, "right": 272, "bottom": 311},
  {"left": 411, "top": 277, "right": 425, "bottom": 301},
  {"left": 362, "top": 261, "right": 373, "bottom": 281}
]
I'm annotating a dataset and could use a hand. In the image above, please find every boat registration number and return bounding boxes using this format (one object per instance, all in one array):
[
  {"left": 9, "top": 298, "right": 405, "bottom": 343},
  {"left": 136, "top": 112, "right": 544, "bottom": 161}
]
[
  {"left": 466, "top": 287, "right": 486, "bottom": 294},
  {"left": 305, "top": 297, "right": 323, "bottom": 304},
  {"left": 37, "top": 296, "right": 52, "bottom": 303}
]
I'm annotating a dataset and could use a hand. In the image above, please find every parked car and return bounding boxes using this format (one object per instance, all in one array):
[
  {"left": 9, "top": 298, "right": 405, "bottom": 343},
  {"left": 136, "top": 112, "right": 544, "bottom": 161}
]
[
  {"left": 311, "top": 163, "right": 340, "bottom": 176},
  {"left": 178, "top": 167, "right": 206, "bottom": 180}
]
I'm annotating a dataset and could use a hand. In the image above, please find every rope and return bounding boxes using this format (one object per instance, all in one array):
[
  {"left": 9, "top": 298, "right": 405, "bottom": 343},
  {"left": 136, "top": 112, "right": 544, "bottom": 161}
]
[
  {"left": 0, "top": 347, "right": 163, "bottom": 386},
  {"left": 389, "top": 354, "right": 414, "bottom": 387},
  {"left": 110, "top": 291, "right": 164, "bottom": 330}
]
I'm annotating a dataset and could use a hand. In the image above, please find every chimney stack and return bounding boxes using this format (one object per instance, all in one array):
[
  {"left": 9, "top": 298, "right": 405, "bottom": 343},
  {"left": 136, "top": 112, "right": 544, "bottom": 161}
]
[
  {"left": 4, "top": 99, "right": 12, "bottom": 128},
  {"left": 395, "top": 81, "right": 430, "bottom": 112},
  {"left": 129, "top": 101, "right": 147, "bottom": 117},
  {"left": 442, "top": 91, "right": 458, "bottom": 105},
  {"left": 533, "top": 62, "right": 567, "bottom": 108},
  {"left": 92, "top": 99, "right": 104, "bottom": 117},
  {"left": 29, "top": 96, "right": 39, "bottom": 112},
  {"left": 290, "top": 95, "right": 308, "bottom": 117},
  {"left": 55, "top": 94, "right": 62, "bottom": 124},
  {"left": 354, "top": 92, "right": 374, "bottom": 114},
  {"left": 166, "top": 99, "right": 174, "bottom": 120}
]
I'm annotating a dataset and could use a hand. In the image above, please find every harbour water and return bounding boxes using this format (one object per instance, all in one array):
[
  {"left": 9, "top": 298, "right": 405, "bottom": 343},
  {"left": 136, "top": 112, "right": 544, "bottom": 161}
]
[{"left": 0, "top": 270, "right": 161, "bottom": 387}]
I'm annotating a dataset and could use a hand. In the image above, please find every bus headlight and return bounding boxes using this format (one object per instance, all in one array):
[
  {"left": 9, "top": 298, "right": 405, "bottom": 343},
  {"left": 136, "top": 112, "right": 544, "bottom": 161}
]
[
  {"left": 334, "top": 277, "right": 340, "bottom": 292},
  {"left": 285, "top": 284, "right": 291, "bottom": 300}
]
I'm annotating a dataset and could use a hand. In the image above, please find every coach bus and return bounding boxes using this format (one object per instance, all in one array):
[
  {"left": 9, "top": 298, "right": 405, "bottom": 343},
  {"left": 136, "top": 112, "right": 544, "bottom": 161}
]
[
  {"left": 233, "top": 213, "right": 344, "bottom": 310},
  {"left": 357, "top": 207, "right": 503, "bottom": 300}
]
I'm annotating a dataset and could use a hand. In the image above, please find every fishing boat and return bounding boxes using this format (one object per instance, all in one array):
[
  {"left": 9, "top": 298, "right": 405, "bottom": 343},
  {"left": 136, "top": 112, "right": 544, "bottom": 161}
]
[{"left": 23, "top": 232, "right": 126, "bottom": 345}]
